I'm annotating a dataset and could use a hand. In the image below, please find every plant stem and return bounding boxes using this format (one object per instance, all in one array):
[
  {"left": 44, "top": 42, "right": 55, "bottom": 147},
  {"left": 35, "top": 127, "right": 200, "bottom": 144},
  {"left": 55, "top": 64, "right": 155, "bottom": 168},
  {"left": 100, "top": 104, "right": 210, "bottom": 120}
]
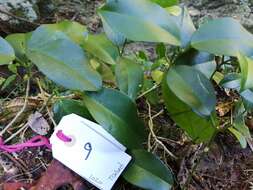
[
  {"left": 137, "top": 84, "right": 159, "bottom": 99},
  {"left": 0, "top": 78, "right": 30, "bottom": 136}
]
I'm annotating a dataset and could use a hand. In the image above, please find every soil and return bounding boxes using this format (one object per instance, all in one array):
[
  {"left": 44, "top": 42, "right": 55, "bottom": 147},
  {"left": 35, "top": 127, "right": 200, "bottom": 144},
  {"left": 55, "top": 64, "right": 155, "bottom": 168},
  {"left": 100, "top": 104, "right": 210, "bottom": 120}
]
[{"left": 0, "top": 1, "right": 253, "bottom": 190}]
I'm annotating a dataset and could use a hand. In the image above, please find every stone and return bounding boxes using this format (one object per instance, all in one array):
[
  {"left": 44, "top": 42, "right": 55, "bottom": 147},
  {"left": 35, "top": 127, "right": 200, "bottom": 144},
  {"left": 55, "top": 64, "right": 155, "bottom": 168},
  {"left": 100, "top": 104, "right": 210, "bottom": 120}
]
[
  {"left": 181, "top": 0, "right": 253, "bottom": 32},
  {"left": 0, "top": 0, "right": 56, "bottom": 34}
]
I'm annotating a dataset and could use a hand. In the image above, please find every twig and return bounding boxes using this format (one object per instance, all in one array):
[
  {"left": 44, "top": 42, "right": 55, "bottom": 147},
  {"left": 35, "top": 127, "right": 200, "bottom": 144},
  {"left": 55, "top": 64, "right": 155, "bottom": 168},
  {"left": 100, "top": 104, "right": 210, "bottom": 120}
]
[
  {"left": 46, "top": 107, "right": 57, "bottom": 127},
  {"left": 146, "top": 101, "right": 177, "bottom": 159},
  {"left": 4, "top": 124, "right": 28, "bottom": 143},
  {"left": 137, "top": 84, "right": 159, "bottom": 99},
  {"left": 0, "top": 9, "right": 40, "bottom": 26},
  {"left": 0, "top": 79, "right": 30, "bottom": 136}
]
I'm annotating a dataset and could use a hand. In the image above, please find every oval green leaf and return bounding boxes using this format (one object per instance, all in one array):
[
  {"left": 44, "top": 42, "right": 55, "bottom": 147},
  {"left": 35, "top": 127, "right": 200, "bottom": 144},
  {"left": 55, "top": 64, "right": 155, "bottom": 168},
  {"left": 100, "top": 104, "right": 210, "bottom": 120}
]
[
  {"left": 151, "top": 0, "right": 178, "bottom": 7},
  {"left": 175, "top": 49, "right": 216, "bottom": 79},
  {"left": 0, "top": 36, "right": 15, "bottom": 65},
  {"left": 176, "top": 7, "right": 196, "bottom": 48},
  {"left": 82, "top": 33, "right": 119, "bottom": 65},
  {"left": 41, "top": 20, "right": 88, "bottom": 44},
  {"left": 240, "top": 89, "right": 253, "bottom": 109},
  {"left": 162, "top": 75, "right": 217, "bottom": 142},
  {"left": 228, "top": 127, "right": 247, "bottom": 148},
  {"left": 123, "top": 149, "right": 174, "bottom": 190},
  {"left": 191, "top": 18, "right": 253, "bottom": 56},
  {"left": 237, "top": 53, "right": 253, "bottom": 91},
  {"left": 115, "top": 57, "right": 144, "bottom": 100},
  {"left": 220, "top": 73, "right": 241, "bottom": 90},
  {"left": 99, "top": 0, "right": 180, "bottom": 45},
  {"left": 165, "top": 65, "right": 216, "bottom": 116},
  {"left": 53, "top": 99, "right": 93, "bottom": 124},
  {"left": 83, "top": 88, "right": 146, "bottom": 149},
  {"left": 27, "top": 25, "right": 102, "bottom": 91},
  {"left": 5, "top": 33, "right": 32, "bottom": 63}
]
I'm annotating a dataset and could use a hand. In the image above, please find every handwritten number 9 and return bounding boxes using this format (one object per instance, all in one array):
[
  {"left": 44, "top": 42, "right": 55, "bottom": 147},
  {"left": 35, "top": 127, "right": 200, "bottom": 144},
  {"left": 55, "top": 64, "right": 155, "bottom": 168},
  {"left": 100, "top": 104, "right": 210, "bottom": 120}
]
[{"left": 84, "top": 142, "right": 92, "bottom": 160}]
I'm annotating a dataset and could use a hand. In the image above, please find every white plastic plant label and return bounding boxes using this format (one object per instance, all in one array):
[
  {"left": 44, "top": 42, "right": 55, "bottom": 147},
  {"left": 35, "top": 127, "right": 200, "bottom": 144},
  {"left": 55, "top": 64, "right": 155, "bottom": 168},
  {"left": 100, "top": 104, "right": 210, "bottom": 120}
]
[{"left": 50, "top": 114, "right": 132, "bottom": 190}]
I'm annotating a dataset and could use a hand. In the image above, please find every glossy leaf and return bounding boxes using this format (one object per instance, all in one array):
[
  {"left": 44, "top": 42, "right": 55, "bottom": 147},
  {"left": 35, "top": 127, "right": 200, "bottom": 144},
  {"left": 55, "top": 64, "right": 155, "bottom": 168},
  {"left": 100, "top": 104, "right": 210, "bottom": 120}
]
[
  {"left": 230, "top": 101, "right": 252, "bottom": 148},
  {"left": 41, "top": 20, "right": 88, "bottom": 44},
  {"left": 82, "top": 33, "right": 119, "bottom": 65},
  {"left": 53, "top": 99, "right": 93, "bottom": 124},
  {"left": 83, "top": 88, "right": 146, "bottom": 149},
  {"left": 115, "top": 57, "right": 144, "bottom": 100},
  {"left": 0, "top": 37, "right": 15, "bottom": 65},
  {"left": 240, "top": 89, "right": 253, "bottom": 109},
  {"left": 99, "top": 62, "right": 115, "bottom": 83},
  {"left": 177, "top": 7, "right": 196, "bottom": 48},
  {"left": 99, "top": 0, "right": 180, "bottom": 45},
  {"left": 151, "top": 70, "right": 164, "bottom": 84},
  {"left": 191, "top": 18, "right": 253, "bottom": 56},
  {"left": 175, "top": 49, "right": 216, "bottom": 79},
  {"left": 5, "top": 33, "right": 31, "bottom": 62},
  {"left": 150, "top": 0, "right": 178, "bottom": 7},
  {"left": 1, "top": 75, "right": 16, "bottom": 90},
  {"left": 229, "top": 127, "right": 247, "bottom": 148},
  {"left": 156, "top": 43, "right": 166, "bottom": 59},
  {"left": 123, "top": 149, "right": 173, "bottom": 190},
  {"left": 162, "top": 75, "right": 216, "bottom": 142},
  {"left": 165, "top": 65, "right": 216, "bottom": 116},
  {"left": 27, "top": 25, "right": 102, "bottom": 91},
  {"left": 213, "top": 72, "right": 224, "bottom": 84},
  {"left": 165, "top": 6, "right": 181, "bottom": 16},
  {"left": 220, "top": 73, "right": 241, "bottom": 89},
  {"left": 237, "top": 53, "right": 253, "bottom": 91},
  {"left": 142, "top": 79, "right": 160, "bottom": 105}
]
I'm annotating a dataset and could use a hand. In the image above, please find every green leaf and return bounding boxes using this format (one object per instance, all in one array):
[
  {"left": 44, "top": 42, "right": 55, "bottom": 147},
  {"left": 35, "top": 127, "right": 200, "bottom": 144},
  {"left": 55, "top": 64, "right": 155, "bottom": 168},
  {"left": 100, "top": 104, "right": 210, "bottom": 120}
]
[
  {"left": 41, "top": 20, "right": 88, "bottom": 44},
  {"left": 115, "top": 57, "right": 144, "bottom": 100},
  {"left": 220, "top": 73, "right": 241, "bottom": 89},
  {"left": 240, "top": 89, "right": 253, "bottom": 109},
  {"left": 82, "top": 33, "right": 119, "bottom": 65},
  {"left": 5, "top": 33, "right": 31, "bottom": 63},
  {"left": 142, "top": 79, "right": 160, "bottom": 105},
  {"left": 8, "top": 64, "right": 18, "bottom": 74},
  {"left": 162, "top": 67, "right": 217, "bottom": 142},
  {"left": 165, "top": 6, "right": 181, "bottom": 16},
  {"left": 151, "top": 70, "right": 164, "bottom": 84},
  {"left": 177, "top": 7, "right": 196, "bottom": 48},
  {"left": 98, "top": 62, "right": 116, "bottom": 83},
  {"left": 0, "top": 77, "right": 5, "bottom": 86},
  {"left": 83, "top": 88, "right": 146, "bottom": 149},
  {"left": 237, "top": 53, "right": 253, "bottom": 91},
  {"left": 150, "top": 0, "right": 178, "bottom": 7},
  {"left": 228, "top": 127, "right": 247, "bottom": 148},
  {"left": 162, "top": 66, "right": 216, "bottom": 142},
  {"left": 53, "top": 99, "right": 93, "bottom": 124},
  {"left": 175, "top": 49, "right": 216, "bottom": 79},
  {"left": 99, "top": 0, "right": 180, "bottom": 45},
  {"left": 230, "top": 101, "right": 252, "bottom": 148},
  {"left": 123, "top": 149, "right": 174, "bottom": 190},
  {"left": 0, "top": 36, "right": 15, "bottom": 65},
  {"left": 191, "top": 18, "right": 253, "bottom": 56},
  {"left": 212, "top": 72, "right": 224, "bottom": 84},
  {"left": 1, "top": 75, "right": 16, "bottom": 90},
  {"left": 156, "top": 43, "right": 166, "bottom": 59},
  {"left": 165, "top": 65, "right": 216, "bottom": 116},
  {"left": 27, "top": 25, "right": 102, "bottom": 91}
]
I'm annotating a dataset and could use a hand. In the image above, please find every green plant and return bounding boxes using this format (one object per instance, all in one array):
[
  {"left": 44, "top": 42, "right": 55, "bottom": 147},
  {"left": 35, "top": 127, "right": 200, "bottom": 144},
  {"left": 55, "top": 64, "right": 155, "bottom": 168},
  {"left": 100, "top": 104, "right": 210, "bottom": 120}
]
[{"left": 1, "top": 0, "right": 253, "bottom": 189}]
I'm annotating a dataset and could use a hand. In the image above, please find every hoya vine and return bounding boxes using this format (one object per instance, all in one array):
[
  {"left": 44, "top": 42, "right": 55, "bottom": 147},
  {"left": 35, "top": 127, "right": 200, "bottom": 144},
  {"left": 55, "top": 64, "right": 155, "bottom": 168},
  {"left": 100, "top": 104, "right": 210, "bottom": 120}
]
[{"left": 0, "top": 0, "right": 253, "bottom": 189}]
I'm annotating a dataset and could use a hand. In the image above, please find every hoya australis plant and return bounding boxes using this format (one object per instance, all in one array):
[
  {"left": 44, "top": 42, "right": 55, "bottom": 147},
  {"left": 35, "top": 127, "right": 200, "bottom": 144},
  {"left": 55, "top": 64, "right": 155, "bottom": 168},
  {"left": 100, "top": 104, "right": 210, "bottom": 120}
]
[{"left": 1, "top": 0, "right": 253, "bottom": 189}]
